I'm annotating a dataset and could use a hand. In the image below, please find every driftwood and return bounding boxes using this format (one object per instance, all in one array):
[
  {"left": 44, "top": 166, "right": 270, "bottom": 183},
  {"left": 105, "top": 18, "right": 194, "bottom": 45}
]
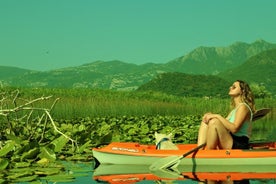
[{"left": 0, "top": 89, "right": 77, "bottom": 149}]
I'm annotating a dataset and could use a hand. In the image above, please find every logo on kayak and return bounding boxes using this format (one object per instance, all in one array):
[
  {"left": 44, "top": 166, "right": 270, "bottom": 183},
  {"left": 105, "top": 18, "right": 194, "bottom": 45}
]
[{"left": 111, "top": 147, "right": 139, "bottom": 153}]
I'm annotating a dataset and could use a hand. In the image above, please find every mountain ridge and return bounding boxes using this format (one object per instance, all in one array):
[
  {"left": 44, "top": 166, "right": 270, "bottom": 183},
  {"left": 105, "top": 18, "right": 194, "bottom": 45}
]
[{"left": 0, "top": 40, "right": 275, "bottom": 95}]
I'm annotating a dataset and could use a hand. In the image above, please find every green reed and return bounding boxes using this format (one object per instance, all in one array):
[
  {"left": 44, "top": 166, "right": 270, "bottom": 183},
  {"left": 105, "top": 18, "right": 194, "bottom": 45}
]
[
  {"left": 2, "top": 87, "right": 275, "bottom": 142},
  {"left": 11, "top": 87, "right": 275, "bottom": 120}
]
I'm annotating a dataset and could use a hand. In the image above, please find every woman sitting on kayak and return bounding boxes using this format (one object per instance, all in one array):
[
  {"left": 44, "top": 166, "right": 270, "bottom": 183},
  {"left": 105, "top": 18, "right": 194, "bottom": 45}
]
[{"left": 197, "top": 80, "right": 255, "bottom": 150}]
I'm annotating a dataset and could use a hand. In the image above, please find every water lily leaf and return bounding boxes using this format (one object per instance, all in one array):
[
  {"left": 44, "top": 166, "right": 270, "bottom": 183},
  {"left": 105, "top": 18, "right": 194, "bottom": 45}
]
[
  {"left": 36, "top": 158, "right": 50, "bottom": 165},
  {"left": 38, "top": 147, "right": 56, "bottom": 161},
  {"left": 78, "top": 124, "right": 86, "bottom": 132},
  {"left": 5, "top": 134, "right": 22, "bottom": 144},
  {"left": 140, "top": 124, "right": 149, "bottom": 134},
  {"left": 9, "top": 167, "right": 34, "bottom": 174},
  {"left": 11, "top": 154, "right": 21, "bottom": 162},
  {"left": 7, "top": 170, "right": 33, "bottom": 180},
  {"left": 98, "top": 123, "right": 111, "bottom": 136},
  {"left": 66, "top": 153, "right": 92, "bottom": 161},
  {"left": 50, "top": 135, "right": 69, "bottom": 152},
  {"left": 0, "top": 158, "right": 9, "bottom": 170},
  {"left": 0, "top": 178, "right": 5, "bottom": 184},
  {"left": 14, "top": 161, "right": 31, "bottom": 168},
  {"left": 0, "top": 140, "right": 15, "bottom": 157},
  {"left": 21, "top": 147, "right": 40, "bottom": 161},
  {"left": 14, "top": 174, "right": 38, "bottom": 182},
  {"left": 77, "top": 140, "right": 91, "bottom": 153},
  {"left": 42, "top": 173, "right": 75, "bottom": 182},
  {"left": 60, "top": 123, "right": 73, "bottom": 132},
  {"left": 15, "top": 140, "right": 39, "bottom": 155},
  {"left": 128, "top": 128, "right": 137, "bottom": 135},
  {"left": 34, "top": 167, "right": 61, "bottom": 175},
  {"left": 111, "top": 134, "right": 121, "bottom": 142}
]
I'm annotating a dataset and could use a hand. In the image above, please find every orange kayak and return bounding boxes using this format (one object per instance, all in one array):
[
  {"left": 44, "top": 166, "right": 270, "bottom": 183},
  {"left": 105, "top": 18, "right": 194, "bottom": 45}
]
[
  {"left": 92, "top": 142, "right": 276, "bottom": 172},
  {"left": 93, "top": 172, "right": 276, "bottom": 184}
]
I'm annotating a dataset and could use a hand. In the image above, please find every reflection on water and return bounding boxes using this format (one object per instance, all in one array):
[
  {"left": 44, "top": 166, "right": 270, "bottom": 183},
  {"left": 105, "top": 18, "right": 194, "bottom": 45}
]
[
  {"left": 91, "top": 163, "right": 276, "bottom": 184},
  {"left": 17, "top": 161, "right": 274, "bottom": 183}
]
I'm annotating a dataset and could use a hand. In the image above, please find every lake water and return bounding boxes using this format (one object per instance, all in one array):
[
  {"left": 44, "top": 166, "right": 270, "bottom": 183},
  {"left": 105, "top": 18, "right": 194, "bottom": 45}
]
[{"left": 50, "top": 161, "right": 276, "bottom": 184}]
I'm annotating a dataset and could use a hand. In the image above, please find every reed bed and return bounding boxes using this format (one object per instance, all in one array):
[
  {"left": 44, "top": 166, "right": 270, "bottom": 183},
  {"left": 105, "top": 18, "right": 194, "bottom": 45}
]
[
  {"left": 11, "top": 87, "right": 275, "bottom": 120},
  {"left": 12, "top": 87, "right": 274, "bottom": 141}
]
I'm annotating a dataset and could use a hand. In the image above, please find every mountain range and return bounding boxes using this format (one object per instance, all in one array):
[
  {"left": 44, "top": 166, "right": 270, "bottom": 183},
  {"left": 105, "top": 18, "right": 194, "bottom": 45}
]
[{"left": 0, "top": 39, "right": 275, "bottom": 96}]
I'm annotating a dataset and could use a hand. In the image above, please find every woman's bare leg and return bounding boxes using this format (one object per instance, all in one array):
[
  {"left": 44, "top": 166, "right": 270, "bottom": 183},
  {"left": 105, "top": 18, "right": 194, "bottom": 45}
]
[
  {"left": 197, "top": 121, "right": 208, "bottom": 146},
  {"left": 206, "top": 119, "right": 233, "bottom": 149}
]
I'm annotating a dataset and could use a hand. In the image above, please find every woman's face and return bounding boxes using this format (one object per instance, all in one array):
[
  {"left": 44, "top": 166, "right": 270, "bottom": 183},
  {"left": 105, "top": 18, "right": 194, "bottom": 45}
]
[{"left": 229, "top": 81, "right": 242, "bottom": 97}]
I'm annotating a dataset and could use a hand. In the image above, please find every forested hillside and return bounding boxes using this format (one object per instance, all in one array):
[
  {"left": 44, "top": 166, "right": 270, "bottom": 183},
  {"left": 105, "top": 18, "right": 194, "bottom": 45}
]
[
  {"left": 219, "top": 49, "right": 276, "bottom": 94},
  {"left": 137, "top": 73, "right": 231, "bottom": 98},
  {"left": 0, "top": 66, "right": 31, "bottom": 80}
]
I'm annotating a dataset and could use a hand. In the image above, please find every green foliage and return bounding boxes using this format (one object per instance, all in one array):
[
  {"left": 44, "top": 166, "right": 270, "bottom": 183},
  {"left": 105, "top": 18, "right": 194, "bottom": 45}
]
[
  {"left": 0, "top": 90, "right": 82, "bottom": 182},
  {"left": 251, "top": 83, "right": 272, "bottom": 98},
  {"left": 137, "top": 72, "right": 231, "bottom": 97},
  {"left": 0, "top": 140, "right": 15, "bottom": 157}
]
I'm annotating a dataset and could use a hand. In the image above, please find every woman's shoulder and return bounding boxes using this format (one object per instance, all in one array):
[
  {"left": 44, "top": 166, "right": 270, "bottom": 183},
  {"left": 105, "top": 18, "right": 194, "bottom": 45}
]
[
  {"left": 234, "top": 103, "right": 252, "bottom": 116},
  {"left": 236, "top": 103, "right": 253, "bottom": 119}
]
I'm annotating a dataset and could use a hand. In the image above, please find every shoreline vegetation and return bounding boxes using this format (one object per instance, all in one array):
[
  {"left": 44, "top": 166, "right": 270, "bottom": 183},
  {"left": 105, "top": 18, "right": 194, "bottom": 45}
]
[
  {"left": 0, "top": 87, "right": 275, "bottom": 183},
  {"left": 12, "top": 87, "right": 275, "bottom": 118}
]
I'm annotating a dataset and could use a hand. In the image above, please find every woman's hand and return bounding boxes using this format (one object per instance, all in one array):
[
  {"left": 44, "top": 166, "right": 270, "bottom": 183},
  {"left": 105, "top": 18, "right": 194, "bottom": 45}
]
[
  {"left": 203, "top": 112, "right": 212, "bottom": 124},
  {"left": 203, "top": 113, "right": 219, "bottom": 124}
]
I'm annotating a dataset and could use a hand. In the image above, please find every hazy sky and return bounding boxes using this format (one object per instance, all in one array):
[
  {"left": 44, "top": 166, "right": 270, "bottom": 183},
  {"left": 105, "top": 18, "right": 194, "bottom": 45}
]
[{"left": 1, "top": 0, "right": 276, "bottom": 71}]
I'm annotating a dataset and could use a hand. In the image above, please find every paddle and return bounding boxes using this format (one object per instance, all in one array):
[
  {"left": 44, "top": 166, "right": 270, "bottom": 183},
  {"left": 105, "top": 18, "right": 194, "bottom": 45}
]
[
  {"left": 252, "top": 108, "right": 271, "bottom": 121},
  {"left": 149, "top": 108, "right": 271, "bottom": 171},
  {"left": 149, "top": 142, "right": 206, "bottom": 171}
]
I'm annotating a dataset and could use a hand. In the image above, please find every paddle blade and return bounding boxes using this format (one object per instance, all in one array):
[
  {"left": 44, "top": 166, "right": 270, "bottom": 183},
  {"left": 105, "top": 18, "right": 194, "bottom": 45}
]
[
  {"left": 149, "top": 156, "right": 181, "bottom": 171},
  {"left": 253, "top": 108, "right": 271, "bottom": 121},
  {"left": 151, "top": 167, "right": 181, "bottom": 179}
]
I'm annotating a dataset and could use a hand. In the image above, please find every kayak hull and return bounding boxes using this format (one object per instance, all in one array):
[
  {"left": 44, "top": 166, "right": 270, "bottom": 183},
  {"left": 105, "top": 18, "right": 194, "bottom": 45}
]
[{"left": 92, "top": 142, "right": 276, "bottom": 172}]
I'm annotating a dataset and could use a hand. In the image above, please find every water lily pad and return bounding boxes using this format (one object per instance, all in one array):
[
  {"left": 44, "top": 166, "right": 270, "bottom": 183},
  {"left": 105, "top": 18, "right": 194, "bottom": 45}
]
[
  {"left": 38, "top": 147, "right": 56, "bottom": 161},
  {"left": 0, "top": 140, "right": 15, "bottom": 157},
  {"left": 66, "top": 154, "right": 88, "bottom": 161},
  {"left": 0, "top": 158, "right": 9, "bottom": 170},
  {"left": 50, "top": 135, "right": 69, "bottom": 152},
  {"left": 21, "top": 147, "right": 40, "bottom": 161},
  {"left": 9, "top": 167, "right": 34, "bottom": 175},
  {"left": 14, "top": 174, "right": 38, "bottom": 182},
  {"left": 5, "top": 134, "right": 23, "bottom": 144},
  {"left": 36, "top": 158, "right": 50, "bottom": 165},
  {"left": 7, "top": 170, "right": 33, "bottom": 180},
  {"left": 14, "top": 161, "right": 31, "bottom": 168},
  {"left": 34, "top": 167, "right": 62, "bottom": 176},
  {"left": 42, "top": 173, "right": 75, "bottom": 182},
  {"left": 77, "top": 140, "right": 91, "bottom": 153},
  {"left": 0, "top": 178, "right": 6, "bottom": 184}
]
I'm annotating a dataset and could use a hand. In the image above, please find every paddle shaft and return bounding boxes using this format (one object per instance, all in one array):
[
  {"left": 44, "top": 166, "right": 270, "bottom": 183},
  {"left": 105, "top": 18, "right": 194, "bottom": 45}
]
[
  {"left": 149, "top": 142, "right": 207, "bottom": 170},
  {"left": 181, "top": 143, "right": 206, "bottom": 158}
]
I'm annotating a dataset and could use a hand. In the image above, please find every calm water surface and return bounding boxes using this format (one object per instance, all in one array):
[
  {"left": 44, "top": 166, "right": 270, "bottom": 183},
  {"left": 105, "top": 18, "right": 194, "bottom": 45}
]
[{"left": 43, "top": 161, "right": 276, "bottom": 184}]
